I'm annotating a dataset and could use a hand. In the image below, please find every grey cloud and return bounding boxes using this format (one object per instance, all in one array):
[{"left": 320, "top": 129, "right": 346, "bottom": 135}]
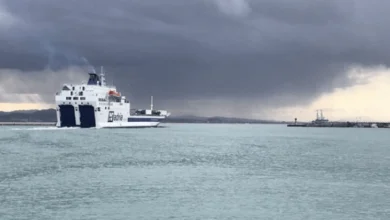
[
  {"left": 0, "top": 0, "right": 389, "bottom": 115},
  {"left": 0, "top": 66, "right": 86, "bottom": 103},
  {"left": 212, "top": 0, "right": 252, "bottom": 17}
]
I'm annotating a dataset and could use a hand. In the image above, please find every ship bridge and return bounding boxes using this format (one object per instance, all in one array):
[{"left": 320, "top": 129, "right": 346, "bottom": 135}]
[{"left": 87, "top": 73, "right": 101, "bottom": 85}]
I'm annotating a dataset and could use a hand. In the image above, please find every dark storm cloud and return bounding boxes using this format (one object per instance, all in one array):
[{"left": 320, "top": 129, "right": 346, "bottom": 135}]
[{"left": 1, "top": 0, "right": 390, "bottom": 112}]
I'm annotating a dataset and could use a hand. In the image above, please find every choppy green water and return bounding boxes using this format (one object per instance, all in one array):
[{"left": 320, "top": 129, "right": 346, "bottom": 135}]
[{"left": 1, "top": 124, "right": 389, "bottom": 219}]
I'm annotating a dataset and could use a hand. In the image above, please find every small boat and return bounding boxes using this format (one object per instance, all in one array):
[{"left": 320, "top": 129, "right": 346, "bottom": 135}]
[{"left": 108, "top": 90, "right": 121, "bottom": 97}]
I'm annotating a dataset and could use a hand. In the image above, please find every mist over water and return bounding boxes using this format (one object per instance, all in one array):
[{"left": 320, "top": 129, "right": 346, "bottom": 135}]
[{"left": 1, "top": 124, "right": 389, "bottom": 219}]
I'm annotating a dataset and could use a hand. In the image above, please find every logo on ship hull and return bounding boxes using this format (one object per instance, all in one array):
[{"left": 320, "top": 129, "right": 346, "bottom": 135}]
[{"left": 108, "top": 111, "right": 123, "bottom": 122}]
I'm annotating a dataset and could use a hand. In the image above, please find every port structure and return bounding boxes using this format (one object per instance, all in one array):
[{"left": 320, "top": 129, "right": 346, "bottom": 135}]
[{"left": 287, "top": 109, "right": 390, "bottom": 128}]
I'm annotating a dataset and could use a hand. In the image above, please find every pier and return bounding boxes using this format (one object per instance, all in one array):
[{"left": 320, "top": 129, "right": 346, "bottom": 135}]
[
  {"left": 287, "top": 110, "right": 390, "bottom": 128},
  {"left": 288, "top": 121, "right": 390, "bottom": 128},
  {"left": 0, "top": 122, "right": 56, "bottom": 126}
]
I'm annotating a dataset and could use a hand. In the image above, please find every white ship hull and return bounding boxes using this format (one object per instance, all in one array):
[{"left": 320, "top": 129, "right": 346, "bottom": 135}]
[
  {"left": 97, "top": 121, "right": 160, "bottom": 128},
  {"left": 55, "top": 118, "right": 164, "bottom": 129}
]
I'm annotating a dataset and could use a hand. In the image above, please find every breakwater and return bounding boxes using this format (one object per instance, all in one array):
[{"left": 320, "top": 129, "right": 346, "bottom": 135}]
[{"left": 287, "top": 121, "right": 390, "bottom": 128}]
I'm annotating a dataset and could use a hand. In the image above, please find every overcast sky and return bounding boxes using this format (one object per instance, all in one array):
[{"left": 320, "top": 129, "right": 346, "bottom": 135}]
[{"left": 1, "top": 0, "right": 390, "bottom": 120}]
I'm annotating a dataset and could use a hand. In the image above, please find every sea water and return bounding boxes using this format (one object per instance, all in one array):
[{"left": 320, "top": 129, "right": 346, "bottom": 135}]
[{"left": 0, "top": 124, "right": 389, "bottom": 219}]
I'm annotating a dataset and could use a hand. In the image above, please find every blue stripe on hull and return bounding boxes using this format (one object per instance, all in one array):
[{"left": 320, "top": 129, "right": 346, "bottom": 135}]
[
  {"left": 127, "top": 117, "right": 163, "bottom": 122},
  {"left": 104, "top": 126, "right": 159, "bottom": 129}
]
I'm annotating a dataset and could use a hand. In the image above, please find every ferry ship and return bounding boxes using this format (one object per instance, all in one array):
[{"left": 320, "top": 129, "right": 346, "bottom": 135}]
[{"left": 55, "top": 67, "right": 170, "bottom": 128}]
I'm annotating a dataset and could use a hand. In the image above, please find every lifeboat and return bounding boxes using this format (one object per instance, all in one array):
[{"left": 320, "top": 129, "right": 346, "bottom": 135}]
[{"left": 108, "top": 90, "right": 121, "bottom": 97}]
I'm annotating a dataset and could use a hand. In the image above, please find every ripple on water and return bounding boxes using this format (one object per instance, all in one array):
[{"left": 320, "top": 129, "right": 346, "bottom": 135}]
[{"left": 0, "top": 124, "right": 390, "bottom": 220}]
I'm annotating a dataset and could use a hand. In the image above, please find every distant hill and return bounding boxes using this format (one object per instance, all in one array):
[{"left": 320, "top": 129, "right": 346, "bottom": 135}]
[
  {"left": 0, "top": 109, "right": 287, "bottom": 124},
  {"left": 0, "top": 109, "right": 57, "bottom": 122},
  {"left": 166, "top": 115, "right": 286, "bottom": 124}
]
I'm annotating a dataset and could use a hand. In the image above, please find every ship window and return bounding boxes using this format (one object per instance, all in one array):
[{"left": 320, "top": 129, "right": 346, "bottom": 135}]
[
  {"left": 80, "top": 97, "right": 86, "bottom": 100},
  {"left": 82, "top": 87, "right": 85, "bottom": 91},
  {"left": 62, "top": 86, "right": 70, "bottom": 91},
  {"left": 73, "top": 97, "right": 78, "bottom": 100},
  {"left": 72, "top": 86, "right": 75, "bottom": 90},
  {"left": 70, "top": 92, "right": 73, "bottom": 96},
  {"left": 79, "top": 92, "right": 83, "bottom": 96},
  {"left": 97, "top": 107, "right": 101, "bottom": 111},
  {"left": 66, "top": 97, "right": 71, "bottom": 100}
]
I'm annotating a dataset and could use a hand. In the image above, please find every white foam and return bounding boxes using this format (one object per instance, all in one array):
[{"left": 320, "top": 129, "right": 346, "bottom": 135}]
[{"left": 11, "top": 127, "right": 81, "bottom": 131}]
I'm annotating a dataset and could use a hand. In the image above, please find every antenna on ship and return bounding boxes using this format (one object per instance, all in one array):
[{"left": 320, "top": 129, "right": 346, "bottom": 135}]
[
  {"left": 100, "top": 66, "right": 106, "bottom": 86},
  {"left": 150, "top": 96, "right": 153, "bottom": 110}
]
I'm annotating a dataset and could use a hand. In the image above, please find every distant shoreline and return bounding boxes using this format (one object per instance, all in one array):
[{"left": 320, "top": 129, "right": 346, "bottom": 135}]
[
  {"left": 0, "top": 122, "right": 288, "bottom": 127},
  {"left": 0, "top": 108, "right": 289, "bottom": 125}
]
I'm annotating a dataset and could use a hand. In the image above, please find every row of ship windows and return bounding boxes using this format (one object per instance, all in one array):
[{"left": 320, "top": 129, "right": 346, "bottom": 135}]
[
  {"left": 96, "top": 107, "right": 111, "bottom": 111},
  {"left": 62, "top": 102, "right": 89, "bottom": 106},
  {"left": 70, "top": 91, "right": 83, "bottom": 96},
  {"left": 66, "top": 97, "right": 86, "bottom": 100},
  {"left": 62, "top": 86, "right": 86, "bottom": 92},
  {"left": 96, "top": 107, "right": 110, "bottom": 111},
  {"left": 70, "top": 87, "right": 85, "bottom": 91},
  {"left": 60, "top": 104, "right": 110, "bottom": 112}
]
